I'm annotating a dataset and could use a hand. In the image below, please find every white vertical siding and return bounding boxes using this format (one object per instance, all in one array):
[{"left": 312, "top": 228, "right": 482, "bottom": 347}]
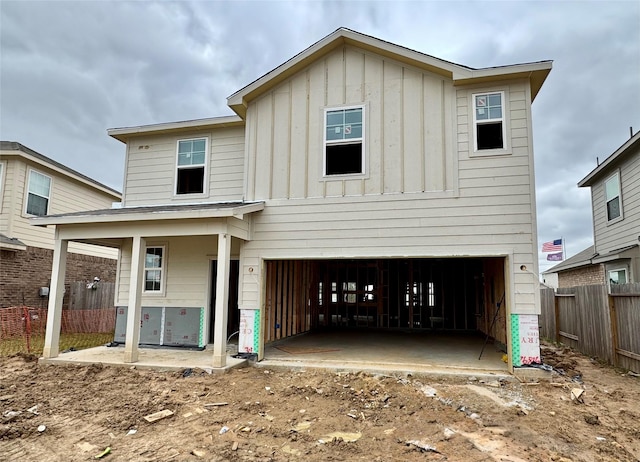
[{"left": 245, "top": 45, "right": 456, "bottom": 200}]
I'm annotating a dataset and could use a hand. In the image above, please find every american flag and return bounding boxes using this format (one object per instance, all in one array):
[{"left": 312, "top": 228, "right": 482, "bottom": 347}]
[{"left": 542, "top": 239, "right": 563, "bottom": 252}]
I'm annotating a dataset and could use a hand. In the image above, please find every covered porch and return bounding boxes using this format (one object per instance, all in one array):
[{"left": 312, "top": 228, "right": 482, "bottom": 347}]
[{"left": 31, "top": 202, "right": 264, "bottom": 369}]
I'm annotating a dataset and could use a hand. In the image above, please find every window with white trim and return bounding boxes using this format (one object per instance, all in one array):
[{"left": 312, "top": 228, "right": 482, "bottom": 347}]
[
  {"left": 608, "top": 268, "right": 627, "bottom": 285},
  {"left": 473, "top": 92, "right": 505, "bottom": 151},
  {"left": 324, "top": 106, "right": 364, "bottom": 176},
  {"left": 144, "top": 246, "right": 165, "bottom": 292},
  {"left": 176, "top": 138, "right": 206, "bottom": 194},
  {"left": 26, "top": 170, "right": 51, "bottom": 216},
  {"left": 604, "top": 171, "right": 622, "bottom": 222}
]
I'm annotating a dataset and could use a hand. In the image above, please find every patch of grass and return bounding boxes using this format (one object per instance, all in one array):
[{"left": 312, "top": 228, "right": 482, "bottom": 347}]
[{"left": 0, "top": 332, "right": 114, "bottom": 357}]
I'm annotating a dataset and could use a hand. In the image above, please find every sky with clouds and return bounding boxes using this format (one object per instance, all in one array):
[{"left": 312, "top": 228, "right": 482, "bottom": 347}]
[{"left": 1, "top": 1, "right": 639, "bottom": 275}]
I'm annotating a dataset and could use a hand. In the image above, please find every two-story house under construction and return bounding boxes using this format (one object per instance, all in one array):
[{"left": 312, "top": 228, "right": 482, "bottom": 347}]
[{"left": 34, "top": 29, "right": 552, "bottom": 372}]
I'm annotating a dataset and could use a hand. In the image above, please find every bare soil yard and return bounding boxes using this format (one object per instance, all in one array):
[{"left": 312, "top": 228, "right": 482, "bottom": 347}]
[{"left": 1, "top": 343, "right": 639, "bottom": 461}]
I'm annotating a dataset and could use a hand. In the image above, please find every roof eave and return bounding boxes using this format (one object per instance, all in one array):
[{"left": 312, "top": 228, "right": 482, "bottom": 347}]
[
  {"left": 453, "top": 62, "right": 552, "bottom": 101},
  {"left": 578, "top": 131, "right": 640, "bottom": 187},
  {"left": 0, "top": 143, "right": 121, "bottom": 199},
  {"left": 30, "top": 202, "right": 265, "bottom": 227},
  {"left": 108, "top": 116, "right": 245, "bottom": 143},
  {"left": 227, "top": 28, "right": 470, "bottom": 117}
]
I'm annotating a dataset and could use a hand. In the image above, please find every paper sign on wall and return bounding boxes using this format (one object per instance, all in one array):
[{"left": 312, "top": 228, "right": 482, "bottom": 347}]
[
  {"left": 239, "top": 309, "right": 260, "bottom": 354},
  {"left": 510, "top": 314, "right": 541, "bottom": 366}
]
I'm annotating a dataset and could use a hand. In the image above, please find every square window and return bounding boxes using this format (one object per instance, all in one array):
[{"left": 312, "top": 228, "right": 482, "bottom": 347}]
[
  {"left": 26, "top": 170, "right": 51, "bottom": 216},
  {"left": 473, "top": 92, "right": 505, "bottom": 151},
  {"left": 608, "top": 268, "right": 627, "bottom": 285},
  {"left": 176, "top": 138, "right": 207, "bottom": 194},
  {"left": 324, "top": 106, "right": 364, "bottom": 176}
]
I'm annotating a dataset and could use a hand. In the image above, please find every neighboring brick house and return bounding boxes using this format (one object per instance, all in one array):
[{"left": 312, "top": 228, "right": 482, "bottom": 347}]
[
  {"left": 544, "top": 130, "right": 640, "bottom": 287},
  {"left": 0, "top": 141, "right": 121, "bottom": 308}
]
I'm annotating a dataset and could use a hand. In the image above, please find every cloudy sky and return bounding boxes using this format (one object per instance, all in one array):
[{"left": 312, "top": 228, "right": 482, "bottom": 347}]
[{"left": 1, "top": 1, "right": 639, "bottom": 274}]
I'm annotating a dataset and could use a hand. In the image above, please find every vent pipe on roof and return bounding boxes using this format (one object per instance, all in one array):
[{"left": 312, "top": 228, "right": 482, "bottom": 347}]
[{"left": 631, "top": 126, "right": 634, "bottom": 138}]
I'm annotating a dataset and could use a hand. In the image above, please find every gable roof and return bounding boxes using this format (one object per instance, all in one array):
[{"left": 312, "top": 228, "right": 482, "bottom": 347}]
[
  {"left": 227, "top": 27, "right": 552, "bottom": 118},
  {"left": 0, "top": 141, "right": 121, "bottom": 199},
  {"left": 578, "top": 130, "right": 640, "bottom": 187}
]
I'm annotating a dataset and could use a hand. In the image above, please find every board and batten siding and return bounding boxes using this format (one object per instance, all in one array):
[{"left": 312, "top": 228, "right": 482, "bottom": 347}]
[
  {"left": 244, "top": 45, "right": 456, "bottom": 201},
  {"left": 239, "top": 46, "right": 539, "bottom": 316},
  {"left": 591, "top": 150, "right": 640, "bottom": 254},
  {"left": 123, "top": 126, "right": 245, "bottom": 207},
  {"left": 2, "top": 157, "right": 118, "bottom": 259}
]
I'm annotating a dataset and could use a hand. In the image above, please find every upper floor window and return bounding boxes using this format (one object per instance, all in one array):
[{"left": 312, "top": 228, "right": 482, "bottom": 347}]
[
  {"left": 176, "top": 138, "right": 207, "bottom": 195},
  {"left": 324, "top": 106, "right": 364, "bottom": 176},
  {"left": 144, "top": 246, "right": 165, "bottom": 293},
  {"left": 26, "top": 170, "right": 51, "bottom": 216},
  {"left": 473, "top": 92, "right": 505, "bottom": 151},
  {"left": 604, "top": 171, "right": 622, "bottom": 222}
]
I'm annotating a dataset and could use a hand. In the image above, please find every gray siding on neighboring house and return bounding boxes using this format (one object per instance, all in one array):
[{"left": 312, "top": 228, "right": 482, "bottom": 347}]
[{"left": 591, "top": 146, "right": 640, "bottom": 254}]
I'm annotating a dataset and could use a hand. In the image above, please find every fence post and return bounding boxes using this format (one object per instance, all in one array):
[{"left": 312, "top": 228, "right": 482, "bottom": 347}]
[
  {"left": 608, "top": 293, "right": 618, "bottom": 367},
  {"left": 554, "top": 294, "right": 560, "bottom": 343},
  {"left": 23, "top": 306, "right": 32, "bottom": 353}
]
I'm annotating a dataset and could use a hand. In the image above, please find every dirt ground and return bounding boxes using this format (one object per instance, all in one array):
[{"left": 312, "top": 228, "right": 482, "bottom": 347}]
[{"left": 1, "top": 343, "right": 639, "bottom": 462}]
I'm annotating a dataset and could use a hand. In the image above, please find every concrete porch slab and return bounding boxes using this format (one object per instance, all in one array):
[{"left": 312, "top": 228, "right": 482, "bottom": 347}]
[{"left": 39, "top": 345, "right": 247, "bottom": 373}]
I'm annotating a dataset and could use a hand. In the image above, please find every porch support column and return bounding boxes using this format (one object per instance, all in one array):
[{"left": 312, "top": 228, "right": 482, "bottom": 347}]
[
  {"left": 212, "top": 233, "right": 231, "bottom": 368},
  {"left": 43, "top": 236, "right": 68, "bottom": 358},
  {"left": 124, "top": 236, "right": 146, "bottom": 363}
]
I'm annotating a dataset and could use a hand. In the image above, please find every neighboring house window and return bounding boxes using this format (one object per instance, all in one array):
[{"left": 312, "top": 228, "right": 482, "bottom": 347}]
[
  {"left": 0, "top": 162, "right": 4, "bottom": 208},
  {"left": 604, "top": 172, "right": 622, "bottom": 222},
  {"left": 26, "top": 170, "right": 51, "bottom": 216},
  {"left": 473, "top": 92, "right": 505, "bottom": 151},
  {"left": 608, "top": 268, "right": 627, "bottom": 285},
  {"left": 324, "top": 106, "right": 364, "bottom": 176},
  {"left": 176, "top": 138, "right": 207, "bottom": 194},
  {"left": 144, "top": 246, "right": 165, "bottom": 292}
]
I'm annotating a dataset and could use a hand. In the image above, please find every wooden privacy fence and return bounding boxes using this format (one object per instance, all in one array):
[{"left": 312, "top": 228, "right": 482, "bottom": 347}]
[
  {"left": 69, "top": 281, "right": 115, "bottom": 310},
  {"left": 540, "top": 283, "right": 640, "bottom": 373}
]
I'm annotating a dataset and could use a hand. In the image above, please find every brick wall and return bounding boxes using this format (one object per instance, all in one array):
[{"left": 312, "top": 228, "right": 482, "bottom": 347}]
[
  {"left": 0, "top": 246, "right": 117, "bottom": 309},
  {"left": 558, "top": 264, "right": 605, "bottom": 288}
]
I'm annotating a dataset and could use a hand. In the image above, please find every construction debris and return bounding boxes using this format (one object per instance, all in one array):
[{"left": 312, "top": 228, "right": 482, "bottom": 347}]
[{"left": 143, "top": 410, "right": 174, "bottom": 423}]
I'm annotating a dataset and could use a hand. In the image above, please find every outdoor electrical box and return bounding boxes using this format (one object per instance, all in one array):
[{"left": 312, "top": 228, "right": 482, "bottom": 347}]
[{"left": 39, "top": 287, "right": 49, "bottom": 297}]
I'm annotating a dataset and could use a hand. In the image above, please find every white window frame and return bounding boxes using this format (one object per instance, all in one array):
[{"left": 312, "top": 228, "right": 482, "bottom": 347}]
[
  {"left": 143, "top": 245, "right": 166, "bottom": 295},
  {"left": 604, "top": 171, "right": 623, "bottom": 224},
  {"left": 25, "top": 169, "right": 52, "bottom": 216},
  {"left": 323, "top": 104, "right": 366, "bottom": 177},
  {"left": 472, "top": 90, "right": 509, "bottom": 155},
  {"left": 608, "top": 267, "right": 627, "bottom": 285},
  {"left": 174, "top": 137, "right": 208, "bottom": 196}
]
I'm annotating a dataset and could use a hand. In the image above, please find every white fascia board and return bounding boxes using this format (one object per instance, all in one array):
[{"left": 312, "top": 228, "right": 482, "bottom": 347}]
[
  {"left": 453, "top": 61, "right": 552, "bottom": 81},
  {"left": 2, "top": 150, "right": 121, "bottom": 199},
  {"left": 108, "top": 116, "right": 244, "bottom": 142},
  {"left": 30, "top": 203, "right": 265, "bottom": 226}
]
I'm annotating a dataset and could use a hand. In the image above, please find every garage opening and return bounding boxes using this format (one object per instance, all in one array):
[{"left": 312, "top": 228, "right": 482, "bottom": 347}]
[{"left": 263, "top": 258, "right": 508, "bottom": 369}]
